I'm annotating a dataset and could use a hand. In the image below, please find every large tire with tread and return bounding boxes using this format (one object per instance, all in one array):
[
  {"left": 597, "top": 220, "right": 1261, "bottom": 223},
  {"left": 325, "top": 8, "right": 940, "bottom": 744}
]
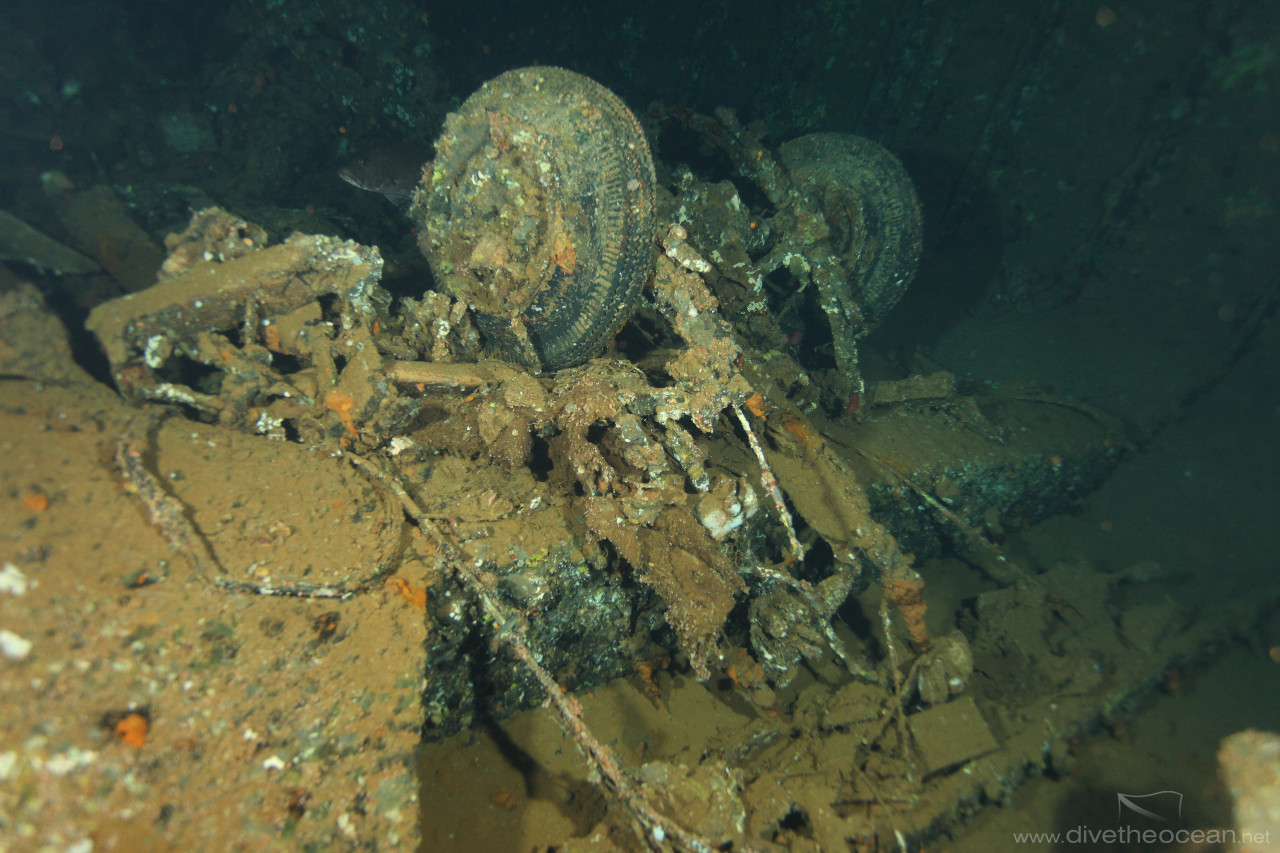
[
  {"left": 779, "top": 133, "right": 923, "bottom": 329},
  {"left": 413, "top": 66, "right": 657, "bottom": 372}
]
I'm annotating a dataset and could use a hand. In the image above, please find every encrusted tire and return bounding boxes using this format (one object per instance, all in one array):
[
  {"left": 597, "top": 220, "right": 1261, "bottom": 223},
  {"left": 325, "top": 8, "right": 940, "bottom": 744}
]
[
  {"left": 779, "top": 133, "right": 923, "bottom": 330},
  {"left": 413, "top": 66, "right": 657, "bottom": 372}
]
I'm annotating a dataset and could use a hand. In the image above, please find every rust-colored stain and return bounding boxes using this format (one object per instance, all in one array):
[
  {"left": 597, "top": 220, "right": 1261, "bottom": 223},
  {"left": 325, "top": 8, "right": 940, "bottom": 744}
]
[
  {"left": 551, "top": 229, "right": 576, "bottom": 275},
  {"left": 387, "top": 576, "right": 428, "bottom": 611},
  {"left": 113, "top": 712, "right": 150, "bottom": 748},
  {"left": 324, "top": 390, "right": 359, "bottom": 440}
]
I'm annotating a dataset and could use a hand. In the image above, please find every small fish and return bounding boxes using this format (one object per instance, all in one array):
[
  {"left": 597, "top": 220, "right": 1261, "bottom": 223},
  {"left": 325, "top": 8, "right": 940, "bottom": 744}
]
[{"left": 337, "top": 142, "right": 427, "bottom": 205}]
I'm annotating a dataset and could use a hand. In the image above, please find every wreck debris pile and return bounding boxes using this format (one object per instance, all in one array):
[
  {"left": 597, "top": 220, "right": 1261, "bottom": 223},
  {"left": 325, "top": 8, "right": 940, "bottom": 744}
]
[
  {"left": 82, "top": 91, "right": 1128, "bottom": 734},
  {"left": 67, "top": 65, "right": 1142, "bottom": 852},
  {"left": 84, "top": 188, "right": 1124, "bottom": 746},
  {"left": 86, "top": 208, "right": 421, "bottom": 449}
]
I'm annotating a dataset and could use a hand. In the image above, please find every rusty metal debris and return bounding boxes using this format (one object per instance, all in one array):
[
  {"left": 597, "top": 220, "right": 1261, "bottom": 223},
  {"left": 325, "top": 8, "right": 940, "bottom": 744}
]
[
  {"left": 41, "top": 177, "right": 167, "bottom": 291},
  {"left": 87, "top": 191, "right": 1123, "bottom": 724},
  {"left": 86, "top": 207, "right": 420, "bottom": 449},
  {"left": 0, "top": 208, "right": 101, "bottom": 276},
  {"left": 87, "top": 138, "right": 1122, "bottom": 712},
  {"left": 84, "top": 72, "right": 1132, "bottom": 850}
]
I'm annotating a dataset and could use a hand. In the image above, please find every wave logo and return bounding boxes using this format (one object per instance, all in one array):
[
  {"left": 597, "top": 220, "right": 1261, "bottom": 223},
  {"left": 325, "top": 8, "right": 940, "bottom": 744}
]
[{"left": 1117, "top": 791, "right": 1183, "bottom": 823}]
